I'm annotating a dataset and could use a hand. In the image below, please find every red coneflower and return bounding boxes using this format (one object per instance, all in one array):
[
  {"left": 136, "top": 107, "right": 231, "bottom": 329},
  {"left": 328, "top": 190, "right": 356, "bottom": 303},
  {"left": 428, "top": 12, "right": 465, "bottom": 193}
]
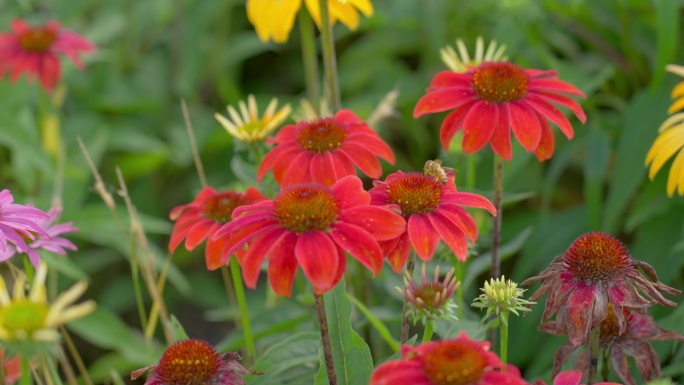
[
  {"left": 552, "top": 306, "right": 683, "bottom": 385},
  {"left": 169, "top": 187, "right": 266, "bottom": 270},
  {"left": 214, "top": 175, "right": 406, "bottom": 295},
  {"left": 131, "top": 339, "right": 255, "bottom": 385},
  {"left": 523, "top": 232, "right": 680, "bottom": 346},
  {"left": 369, "top": 169, "right": 495, "bottom": 272},
  {"left": 0, "top": 19, "right": 95, "bottom": 91},
  {"left": 370, "top": 332, "right": 528, "bottom": 385},
  {"left": 414, "top": 62, "right": 586, "bottom": 161},
  {"left": 257, "top": 109, "right": 395, "bottom": 186}
]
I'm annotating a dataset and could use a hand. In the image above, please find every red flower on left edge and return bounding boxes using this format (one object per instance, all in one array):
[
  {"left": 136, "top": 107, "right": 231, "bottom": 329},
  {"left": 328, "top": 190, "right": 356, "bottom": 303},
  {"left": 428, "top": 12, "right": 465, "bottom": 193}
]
[
  {"left": 169, "top": 187, "right": 266, "bottom": 270},
  {"left": 214, "top": 175, "right": 406, "bottom": 296},
  {"left": 0, "top": 19, "right": 95, "bottom": 91}
]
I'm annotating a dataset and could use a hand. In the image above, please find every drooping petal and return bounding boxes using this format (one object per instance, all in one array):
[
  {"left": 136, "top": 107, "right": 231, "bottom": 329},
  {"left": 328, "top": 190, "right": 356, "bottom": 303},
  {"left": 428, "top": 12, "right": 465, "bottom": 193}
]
[
  {"left": 295, "top": 231, "right": 340, "bottom": 293},
  {"left": 525, "top": 95, "right": 575, "bottom": 140},
  {"left": 267, "top": 232, "right": 298, "bottom": 296},
  {"left": 534, "top": 117, "right": 556, "bottom": 161},
  {"left": 340, "top": 143, "right": 383, "bottom": 178},
  {"left": 241, "top": 227, "right": 288, "bottom": 289},
  {"left": 381, "top": 233, "right": 411, "bottom": 273},
  {"left": 529, "top": 78, "right": 586, "bottom": 98},
  {"left": 427, "top": 211, "right": 468, "bottom": 261},
  {"left": 413, "top": 88, "right": 475, "bottom": 117},
  {"left": 489, "top": 102, "right": 512, "bottom": 160},
  {"left": 407, "top": 214, "right": 440, "bottom": 261},
  {"left": 508, "top": 101, "right": 542, "bottom": 152},
  {"left": 337, "top": 206, "right": 406, "bottom": 241},
  {"left": 331, "top": 175, "right": 370, "bottom": 209},
  {"left": 330, "top": 222, "right": 383, "bottom": 274},
  {"left": 441, "top": 192, "right": 496, "bottom": 215},
  {"left": 462, "top": 101, "right": 498, "bottom": 153},
  {"left": 565, "top": 284, "right": 596, "bottom": 345},
  {"left": 439, "top": 101, "right": 475, "bottom": 150}
]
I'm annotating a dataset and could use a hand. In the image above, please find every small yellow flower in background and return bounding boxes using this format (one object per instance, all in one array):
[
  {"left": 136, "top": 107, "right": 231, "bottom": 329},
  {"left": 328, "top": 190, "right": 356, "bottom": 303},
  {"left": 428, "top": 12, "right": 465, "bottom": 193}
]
[
  {"left": 215, "top": 95, "right": 291, "bottom": 143},
  {"left": 0, "top": 263, "right": 95, "bottom": 342},
  {"left": 440, "top": 36, "right": 508, "bottom": 73},
  {"left": 646, "top": 64, "right": 684, "bottom": 196},
  {"left": 247, "top": 0, "right": 373, "bottom": 43}
]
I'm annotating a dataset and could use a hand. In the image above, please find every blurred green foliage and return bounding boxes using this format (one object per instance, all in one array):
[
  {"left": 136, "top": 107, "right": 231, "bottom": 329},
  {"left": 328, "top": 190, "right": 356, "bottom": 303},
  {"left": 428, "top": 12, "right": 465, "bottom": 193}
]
[{"left": 2, "top": 0, "right": 684, "bottom": 384}]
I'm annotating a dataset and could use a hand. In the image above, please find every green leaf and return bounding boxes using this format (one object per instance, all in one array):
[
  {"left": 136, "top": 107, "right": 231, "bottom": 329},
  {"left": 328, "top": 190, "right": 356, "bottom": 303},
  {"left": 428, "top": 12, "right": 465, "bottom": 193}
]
[
  {"left": 651, "top": 0, "right": 680, "bottom": 89},
  {"left": 347, "top": 294, "right": 400, "bottom": 352},
  {"left": 168, "top": 315, "right": 189, "bottom": 343},
  {"left": 247, "top": 332, "right": 320, "bottom": 385},
  {"left": 313, "top": 281, "right": 374, "bottom": 385}
]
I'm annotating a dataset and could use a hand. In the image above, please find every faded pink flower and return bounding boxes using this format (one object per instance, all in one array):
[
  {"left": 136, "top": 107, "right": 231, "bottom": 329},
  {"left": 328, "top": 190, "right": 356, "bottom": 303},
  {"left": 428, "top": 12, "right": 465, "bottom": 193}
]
[{"left": 0, "top": 189, "right": 48, "bottom": 267}]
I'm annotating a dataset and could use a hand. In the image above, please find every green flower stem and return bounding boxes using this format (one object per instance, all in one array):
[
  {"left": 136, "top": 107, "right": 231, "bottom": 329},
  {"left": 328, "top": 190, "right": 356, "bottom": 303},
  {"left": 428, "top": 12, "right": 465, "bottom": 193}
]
[
  {"left": 43, "top": 354, "right": 64, "bottom": 385},
  {"left": 314, "top": 293, "right": 338, "bottom": 385},
  {"left": 400, "top": 254, "right": 416, "bottom": 344},
  {"left": 229, "top": 258, "right": 256, "bottom": 361},
  {"left": 422, "top": 320, "right": 434, "bottom": 343},
  {"left": 299, "top": 6, "right": 320, "bottom": 109},
  {"left": 491, "top": 155, "right": 503, "bottom": 278},
  {"left": 348, "top": 294, "right": 400, "bottom": 352},
  {"left": 20, "top": 355, "right": 32, "bottom": 385},
  {"left": 601, "top": 349, "right": 610, "bottom": 382},
  {"left": 454, "top": 260, "right": 464, "bottom": 319},
  {"left": 318, "top": 0, "right": 341, "bottom": 112},
  {"left": 588, "top": 327, "right": 600, "bottom": 384},
  {"left": 499, "top": 312, "right": 509, "bottom": 364}
]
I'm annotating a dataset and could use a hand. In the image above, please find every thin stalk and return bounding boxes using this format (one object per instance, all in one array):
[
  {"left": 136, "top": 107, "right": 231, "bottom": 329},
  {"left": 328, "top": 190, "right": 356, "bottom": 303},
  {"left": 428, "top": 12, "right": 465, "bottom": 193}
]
[
  {"left": 299, "top": 6, "right": 320, "bottom": 108},
  {"left": 422, "top": 320, "right": 434, "bottom": 343},
  {"left": 499, "top": 312, "right": 509, "bottom": 364},
  {"left": 42, "top": 354, "right": 63, "bottom": 385},
  {"left": 219, "top": 266, "right": 241, "bottom": 329},
  {"left": 314, "top": 294, "right": 338, "bottom": 385},
  {"left": 180, "top": 99, "right": 208, "bottom": 188},
  {"left": 601, "top": 349, "right": 610, "bottom": 382},
  {"left": 588, "top": 327, "right": 600, "bottom": 384},
  {"left": 491, "top": 155, "right": 503, "bottom": 278},
  {"left": 400, "top": 255, "right": 416, "bottom": 344},
  {"left": 20, "top": 355, "right": 32, "bottom": 385},
  {"left": 318, "top": 0, "right": 341, "bottom": 112},
  {"left": 454, "top": 260, "right": 464, "bottom": 319},
  {"left": 229, "top": 258, "right": 256, "bottom": 361},
  {"left": 60, "top": 326, "right": 94, "bottom": 385}
]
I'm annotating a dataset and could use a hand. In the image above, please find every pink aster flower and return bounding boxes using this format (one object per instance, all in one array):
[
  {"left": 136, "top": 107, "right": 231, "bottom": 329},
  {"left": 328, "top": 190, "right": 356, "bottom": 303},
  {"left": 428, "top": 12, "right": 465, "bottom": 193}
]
[
  {"left": 0, "top": 189, "right": 49, "bottom": 267},
  {"left": 168, "top": 186, "right": 266, "bottom": 270},
  {"left": 0, "top": 19, "right": 95, "bottom": 91},
  {"left": 131, "top": 339, "right": 255, "bottom": 385},
  {"left": 214, "top": 175, "right": 406, "bottom": 295},
  {"left": 534, "top": 370, "right": 620, "bottom": 385},
  {"left": 414, "top": 62, "right": 586, "bottom": 161},
  {"left": 257, "top": 109, "right": 395, "bottom": 186},
  {"left": 0, "top": 205, "right": 78, "bottom": 265},
  {"left": 370, "top": 332, "right": 528, "bottom": 385},
  {"left": 369, "top": 169, "right": 495, "bottom": 272},
  {"left": 523, "top": 232, "right": 680, "bottom": 346},
  {"left": 552, "top": 307, "right": 682, "bottom": 385}
]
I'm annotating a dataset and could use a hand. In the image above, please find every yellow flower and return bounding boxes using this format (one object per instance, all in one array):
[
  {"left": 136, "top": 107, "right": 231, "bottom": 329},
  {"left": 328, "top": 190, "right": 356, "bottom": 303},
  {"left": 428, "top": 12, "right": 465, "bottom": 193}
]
[
  {"left": 646, "top": 64, "right": 684, "bottom": 196},
  {"left": 0, "top": 263, "right": 95, "bottom": 341},
  {"left": 440, "top": 36, "right": 508, "bottom": 73},
  {"left": 247, "top": 0, "right": 373, "bottom": 43},
  {"left": 215, "top": 95, "right": 291, "bottom": 143}
]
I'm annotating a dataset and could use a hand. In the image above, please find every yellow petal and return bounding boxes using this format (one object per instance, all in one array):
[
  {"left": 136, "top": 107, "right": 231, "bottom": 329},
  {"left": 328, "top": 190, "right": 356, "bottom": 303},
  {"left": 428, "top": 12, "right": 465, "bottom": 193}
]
[
  {"left": 666, "top": 64, "right": 684, "bottom": 78},
  {"left": 48, "top": 281, "right": 89, "bottom": 319},
  {"left": 0, "top": 278, "right": 10, "bottom": 306},
  {"left": 305, "top": 0, "right": 322, "bottom": 26},
  {"left": 658, "top": 113, "right": 684, "bottom": 133},
  {"left": 47, "top": 301, "right": 96, "bottom": 326},
  {"left": 30, "top": 263, "right": 48, "bottom": 301},
  {"left": 672, "top": 81, "right": 684, "bottom": 99},
  {"left": 668, "top": 97, "right": 684, "bottom": 114},
  {"left": 247, "top": 0, "right": 302, "bottom": 43},
  {"left": 646, "top": 126, "right": 684, "bottom": 179},
  {"left": 667, "top": 148, "right": 684, "bottom": 196},
  {"left": 348, "top": 0, "right": 373, "bottom": 16},
  {"left": 330, "top": 1, "right": 361, "bottom": 30}
]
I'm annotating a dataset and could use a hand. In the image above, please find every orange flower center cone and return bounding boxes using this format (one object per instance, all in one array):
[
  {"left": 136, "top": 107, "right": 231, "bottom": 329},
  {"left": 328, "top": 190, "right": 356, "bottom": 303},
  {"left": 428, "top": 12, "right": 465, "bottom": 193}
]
[
  {"left": 156, "top": 340, "right": 219, "bottom": 385},
  {"left": 563, "top": 232, "right": 631, "bottom": 283},
  {"left": 297, "top": 119, "right": 348, "bottom": 153},
  {"left": 275, "top": 186, "right": 339, "bottom": 233},
  {"left": 19, "top": 28, "right": 57, "bottom": 52},
  {"left": 472, "top": 63, "right": 529, "bottom": 103},
  {"left": 386, "top": 173, "right": 442, "bottom": 215},
  {"left": 202, "top": 192, "right": 242, "bottom": 223},
  {"left": 423, "top": 341, "right": 487, "bottom": 385}
]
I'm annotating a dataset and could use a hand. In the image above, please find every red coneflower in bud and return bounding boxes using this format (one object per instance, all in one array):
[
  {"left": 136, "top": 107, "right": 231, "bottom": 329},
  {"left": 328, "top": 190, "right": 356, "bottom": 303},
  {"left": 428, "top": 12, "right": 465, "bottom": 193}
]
[
  {"left": 399, "top": 264, "right": 459, "bottom": 323},
  {"left": 0, "top": 19, "right": 95, "bottom": 91},
  {"left": 131, "top": 339, "right": 255, "bottom": 385},
  {"left": 370, "top": 332, "right": 528, "bottom": 385},
  {"left": 414, "top": 62, "right": 586, "bottom": 161},
  {"left": 552, "top": 306, "right": 683, "bottom": 385},
  {"left": 169, "top": 187, "right": 266, "bottom": 270},
  {"left": 214, "top": 175, "right": 406, "bottom": 295},
  {"left": 369, "top": 169, "right": 495, "bottom": 271},
  {"left": 257, "top": 109, "right": 395, "bottom": 186},
  {"left": 523, "top": 232, "right": 680, "bottom": 346}
]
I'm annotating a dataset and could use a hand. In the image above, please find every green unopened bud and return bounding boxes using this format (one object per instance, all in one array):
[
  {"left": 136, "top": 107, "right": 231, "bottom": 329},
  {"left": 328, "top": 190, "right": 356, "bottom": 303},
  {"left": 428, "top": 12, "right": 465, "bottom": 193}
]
[
  {"left": 397, "top": 264, "right": 459, "bottom": 325},
  {"left": 472, "top": 276, "right": 534, "bottom": 320}
]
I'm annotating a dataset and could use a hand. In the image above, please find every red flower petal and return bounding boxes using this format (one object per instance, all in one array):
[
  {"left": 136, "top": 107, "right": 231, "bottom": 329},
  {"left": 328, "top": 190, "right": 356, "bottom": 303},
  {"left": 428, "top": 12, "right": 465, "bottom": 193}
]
[
  {"left": 462, "top": 101, "right": 498, "bottom": 154},
  {"left": 413, "top": 88, "right": 475, "bottom": 118},
  {"left": 508, "top": 102, "right": 542, "bottom": 152},
  {"left": 38, "top": 54, "right": 60, "bottom": 91},
  {"left": 529, "top": 78, "right": 586, "bottom": 98},
  {"left": 381, "top": 234, "right": 411, "bottom": 273},
  {"left": 268, "top": 233, "right": 298, "bottom": 296},
  {"left": 427, "top": 211, "right": 468, "bottom": 261},
  {"left": 489, "top": 103, "right": 512, "bottom": 160},
  {"left": 331, "top": 175, "right": 370, "bottom": 209},
  {"left": 241, "top": 227, "right": 288, "bottom": 289},
  {"left": 310, "top": 152, "right": 339, "bottom": 186},
  {"left": 534, "top": 117, "right": 555, "bottom": 161},
  {"left": 340, "top": 143, "right": 383, "bottom": 178},
  {"left": 338, "top": 206, "right": 406, "bottom": 241},
  {"left": 438, "top": 205, "right": 478, "bottom": 242},
  {"left": 205, "top": 228, "right": 227, "bottom": 270},
  {"left": 407, "top": 214, "right": 440, "bottom": 261},
  {"left": 219, "top": 223, "right": 279, "bottom": 264},
  {"left": 427, "top": 71, "right": 471, "bottom": 89},
  {"left": 566, "top": 284, "right": 596, "bottom": 345},
  {"left": 442, "top": 192, "right": 496, "bottom": 215},
  {"left": 331, "top": 222, "right": 383, "bottom": 274},
  {"left": 370, "top": 359, "right": 432, "bottom": 385},
  {"left": 535, "top": 91, "right": 587, "bottom": 124},
  {"left": 295, "top": 231, "right": 340, "bottom": 294},
  {"left": 439, "top": 101, "right": 474, "bottom": 150},
  {"left": 281, "top": 152, "right": 313, "bottom": 185},
  {"left": 552, "top": 370, "right": 582, "bottom": 385},
  {"left": 185, "top": 219, "right": 215, "bottom": 250},
  {"left": 257, "top": 144, "right": 298, "bottom": 182},
  {"left": 347, "top": 133, "right": 395, "bottom": 163},
  {"left": 525, "top": 95, "right": 574, "bottom": 140}
]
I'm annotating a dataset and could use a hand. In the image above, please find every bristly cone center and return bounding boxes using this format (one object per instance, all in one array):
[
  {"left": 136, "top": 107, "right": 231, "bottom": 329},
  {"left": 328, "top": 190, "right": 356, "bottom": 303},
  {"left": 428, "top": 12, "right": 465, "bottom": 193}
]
[
  {"left": 422, "top": 341, "right": 487, "bottom": 385},
  {"left": 203, "top": 192, "right": 242, "bottom": 223},
  {"left": 472, "top": 62, "right": 529, "bottom": 103},
  {"left": 275, "top": 186, "right": 339, "bottom": 233},
  {"left": 563, "top": 232, "right": 631, "bottom": 283},
  {"left": 297, "top": 119, "right": 348, "bottom": 153},
  {"left": 156, "top": 339, "right": 220, "bottom": 385},
  {"left": 19, "top": 28, "right": 56, "bottom": 52},
  {"left": 386, "top": 173, "right": 442, "bottom": 216}
]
